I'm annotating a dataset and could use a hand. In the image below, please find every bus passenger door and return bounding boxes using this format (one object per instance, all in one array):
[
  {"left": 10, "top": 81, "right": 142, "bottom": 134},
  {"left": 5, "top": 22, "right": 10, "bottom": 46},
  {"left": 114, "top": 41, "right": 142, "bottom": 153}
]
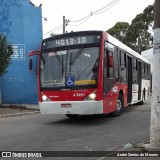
[
  {"left": 103, "top": 49, "right": 115, "bottom": 113},
  {"left": 103, "top": 50, "right": 115, "bottom": 94},
  {"left": 137, "top": 61, "right": 142, "bottom": 100},
  {"left": 127, "top": 56, "right": 132, "bottom": 103}
]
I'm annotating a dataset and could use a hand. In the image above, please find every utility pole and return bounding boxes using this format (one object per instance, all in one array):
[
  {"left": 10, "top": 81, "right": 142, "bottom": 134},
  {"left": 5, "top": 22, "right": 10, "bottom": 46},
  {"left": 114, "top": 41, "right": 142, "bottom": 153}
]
[
  {"left": 63, "top": 16, "right": 69, "bottom": 34},
  {"left": 150, "top": 0, "right": 160, "bottom": 148},
  {"left": 63, "top": 16, "right": 65, "bottom": 34}
]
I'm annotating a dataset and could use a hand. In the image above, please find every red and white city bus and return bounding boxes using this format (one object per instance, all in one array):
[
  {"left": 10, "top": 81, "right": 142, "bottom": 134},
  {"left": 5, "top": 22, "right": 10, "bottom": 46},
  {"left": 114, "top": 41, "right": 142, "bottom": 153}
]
[{"left": 29, "top": 31, "right": 151, "bottom": 118}]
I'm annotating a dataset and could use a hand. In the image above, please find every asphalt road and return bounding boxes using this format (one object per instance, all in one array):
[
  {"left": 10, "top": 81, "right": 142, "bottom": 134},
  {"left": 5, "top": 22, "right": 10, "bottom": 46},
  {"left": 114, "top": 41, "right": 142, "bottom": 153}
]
[{"left": 0, "top": 98, "right": 151, "bottom": 160}]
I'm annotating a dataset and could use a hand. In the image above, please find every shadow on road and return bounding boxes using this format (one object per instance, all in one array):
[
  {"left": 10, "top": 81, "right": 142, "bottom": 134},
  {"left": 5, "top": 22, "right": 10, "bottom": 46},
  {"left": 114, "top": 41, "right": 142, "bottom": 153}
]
[
  {"left": 44, "top": 97, "right": 151, "bottom": 126},
  {"left": 45, "top": 114, "right": 115, "bottom": 126},
  {"left": 123, "top": 98, "right": 151, "bottom": 113}
]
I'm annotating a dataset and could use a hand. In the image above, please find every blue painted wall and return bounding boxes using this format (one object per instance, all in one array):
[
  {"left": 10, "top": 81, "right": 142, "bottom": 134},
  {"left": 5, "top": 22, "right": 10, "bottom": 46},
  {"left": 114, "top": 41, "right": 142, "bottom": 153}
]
[{"left": 0, "top": 0, "right": 42, "bottom": 104}]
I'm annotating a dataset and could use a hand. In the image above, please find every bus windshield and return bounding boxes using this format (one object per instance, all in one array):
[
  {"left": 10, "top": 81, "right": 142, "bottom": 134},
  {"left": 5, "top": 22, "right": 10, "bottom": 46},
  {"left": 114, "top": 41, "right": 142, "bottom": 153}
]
[{"left": 40, "top": 47, "right": 99, "bottom": 89}]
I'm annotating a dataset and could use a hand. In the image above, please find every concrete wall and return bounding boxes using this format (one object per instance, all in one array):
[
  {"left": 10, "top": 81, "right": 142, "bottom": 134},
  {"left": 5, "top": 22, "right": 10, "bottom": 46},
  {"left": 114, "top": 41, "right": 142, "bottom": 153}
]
[{"left": 0, "top": 0, "right": 42, "bottom": 104}]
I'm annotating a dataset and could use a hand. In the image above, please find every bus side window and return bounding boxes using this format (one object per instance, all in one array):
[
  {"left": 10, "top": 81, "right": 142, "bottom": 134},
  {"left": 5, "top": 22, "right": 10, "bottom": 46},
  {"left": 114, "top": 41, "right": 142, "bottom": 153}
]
[
  {"left": 114, "top": 48, "right": 119, "bottom": 82},
  {"left": 119, "top": 52, "right": 127, "bottom": 83},
  {"left": 104, "top": 50, "right": 107, "bottom": 78},
  {"left": 104, "top": 50, "right": 114, "bottom": 78},
  {"left": 132, "top": 58, "right": 138, "bottom": 83},
  {"left": 142, "top": 63, "right": 146, "bottom": 79},
  {"left": 108, "top": 50, "right": 114, "bottom": 78}
]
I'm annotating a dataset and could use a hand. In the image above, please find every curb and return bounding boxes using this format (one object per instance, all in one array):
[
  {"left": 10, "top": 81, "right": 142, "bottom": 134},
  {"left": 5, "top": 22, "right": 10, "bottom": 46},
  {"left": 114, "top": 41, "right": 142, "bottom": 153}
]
[
  {"left": 96, "top": 141, "right": 160, "bottom": 160},
  {"left": 0, "top": 110, "right": 40, "bottom": 118},
  {"left": 0, "top": 104, "right": 39, "bottom": 110},
  {"left": 95, "top": 144, "right": 134, "bottom": 160}
]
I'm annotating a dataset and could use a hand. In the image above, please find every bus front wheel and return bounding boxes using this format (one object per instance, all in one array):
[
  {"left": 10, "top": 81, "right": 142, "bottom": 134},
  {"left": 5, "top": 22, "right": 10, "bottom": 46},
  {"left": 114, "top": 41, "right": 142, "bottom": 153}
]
[{"left": 111, "top": 94, "right": 123, "bottom": 117}]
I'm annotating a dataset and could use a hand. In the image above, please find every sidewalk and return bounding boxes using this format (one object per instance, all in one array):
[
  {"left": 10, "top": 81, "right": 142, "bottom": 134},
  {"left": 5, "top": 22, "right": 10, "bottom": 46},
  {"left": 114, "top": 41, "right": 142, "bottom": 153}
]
[
  {"left": 0, "top": 104, "right": 40, "bottom": 118},
  {"left": 100, "top": 142, "right": 160, "bottom": 160}
]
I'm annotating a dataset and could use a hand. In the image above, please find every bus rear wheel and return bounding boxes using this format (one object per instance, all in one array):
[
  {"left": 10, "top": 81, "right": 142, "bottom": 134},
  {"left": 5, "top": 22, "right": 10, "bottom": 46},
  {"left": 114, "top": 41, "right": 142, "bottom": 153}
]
[
  {"left": 65, "top": 114, "right": 79, "bottom": 118},
  {"left": 111, "top": 94, "right": 123, "bottom": 117}
]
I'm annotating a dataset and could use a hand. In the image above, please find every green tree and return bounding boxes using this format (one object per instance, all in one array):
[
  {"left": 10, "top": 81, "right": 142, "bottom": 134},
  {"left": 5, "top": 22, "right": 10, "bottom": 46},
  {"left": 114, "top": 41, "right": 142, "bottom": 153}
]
[
  {"left": 127, "top": 5, "right": 154, "bottom": 53},
  {"left": 107, "top": 4, "right": 154, "bottom": 53},
  {"left": 126, "top": 20, "right": 152, "bottom": 53},
  {"left": 107, "top": 22, "right": 129, "bottom": 43},
  {"left": 0, "top": 33, "right": 13, "bottom": 76}
]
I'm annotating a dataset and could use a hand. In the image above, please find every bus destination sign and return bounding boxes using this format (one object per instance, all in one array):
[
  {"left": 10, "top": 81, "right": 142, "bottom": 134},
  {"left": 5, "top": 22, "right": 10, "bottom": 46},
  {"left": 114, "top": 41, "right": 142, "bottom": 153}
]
[{"left": 42, "top": 35, "right": 101, "bottom": 49}]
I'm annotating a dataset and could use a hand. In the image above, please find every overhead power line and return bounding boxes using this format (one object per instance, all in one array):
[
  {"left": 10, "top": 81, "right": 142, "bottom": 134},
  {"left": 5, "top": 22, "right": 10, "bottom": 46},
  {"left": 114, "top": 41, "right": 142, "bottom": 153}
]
[
  {"left": 69, "top": 0, "right": 120, "bottom": 27},
  {"left": 69, "top": 16, "right": 91, "bottom": 27},
  {"left": 69, "top": 0, "right": 120, "bottom": 23},
  {"left": 44, "top": 0, "right": 120, "bottom": 35},
  {"left": 44, "top": 24, "right": 63, "bottom": 35},
  {"left": 70, "top": 14, "right": 91, "bottom": 23},
  {"left": 92, "top": 0, "right": 120, "bottom": 15}
]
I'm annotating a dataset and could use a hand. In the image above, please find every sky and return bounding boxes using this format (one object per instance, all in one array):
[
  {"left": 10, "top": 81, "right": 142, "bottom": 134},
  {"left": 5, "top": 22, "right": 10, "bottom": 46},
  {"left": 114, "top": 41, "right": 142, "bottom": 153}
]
[{"left": 30, "top": 0, "right": 154, "bottom": 38}]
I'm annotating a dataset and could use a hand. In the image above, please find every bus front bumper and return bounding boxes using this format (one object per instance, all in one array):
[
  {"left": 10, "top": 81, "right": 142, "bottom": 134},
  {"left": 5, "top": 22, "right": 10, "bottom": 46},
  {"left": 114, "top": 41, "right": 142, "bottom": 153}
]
[{"left": 39, "top": 100, "right": 103, "bottom": 115}]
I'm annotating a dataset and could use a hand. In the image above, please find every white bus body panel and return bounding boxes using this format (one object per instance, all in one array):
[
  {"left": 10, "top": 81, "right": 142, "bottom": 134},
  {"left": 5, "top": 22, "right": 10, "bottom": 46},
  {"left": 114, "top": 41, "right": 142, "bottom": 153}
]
[
  {"left": 131, "top": 79, "right": 150, "bottom": 104},
  {"left": 131, "top": 84, "right": 139, "bottom": 104},
  {"left": 39, "top": 100, "right": 103, "bottom": 115},
  {"left": 141, "top": 79, "right": 150, "bottom": 99}
]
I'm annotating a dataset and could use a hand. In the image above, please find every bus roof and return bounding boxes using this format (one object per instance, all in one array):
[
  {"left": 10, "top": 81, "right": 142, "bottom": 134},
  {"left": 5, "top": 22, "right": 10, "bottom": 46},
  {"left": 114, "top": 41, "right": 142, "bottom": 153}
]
[
  {"left": 104, "top": 31, "right": 150, "bottom": 64},
  {"left": 43, "top": 31, "right": 102, "bottom": 41}
]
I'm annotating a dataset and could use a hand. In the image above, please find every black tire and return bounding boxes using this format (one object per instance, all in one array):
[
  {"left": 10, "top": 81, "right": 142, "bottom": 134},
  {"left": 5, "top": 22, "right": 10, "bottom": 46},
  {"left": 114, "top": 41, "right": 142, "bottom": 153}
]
[
  {"left": 65, "top": 114, "right": 79, "bottom": 118},
  {"left": 111, "top": 94, "right": 124, "bottom": 117}
]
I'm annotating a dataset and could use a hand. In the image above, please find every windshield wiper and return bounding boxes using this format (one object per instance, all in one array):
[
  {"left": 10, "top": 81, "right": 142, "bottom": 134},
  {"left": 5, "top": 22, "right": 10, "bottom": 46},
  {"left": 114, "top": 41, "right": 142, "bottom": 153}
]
[
  {"left": 55, "top": 54, "right": 63, "bottom": 65},
  {"left": 70, "top": 46, "right": 84, "bottom": 65},
  {"left": 77, "top": 58, "right": 96, "bottom": 79}
]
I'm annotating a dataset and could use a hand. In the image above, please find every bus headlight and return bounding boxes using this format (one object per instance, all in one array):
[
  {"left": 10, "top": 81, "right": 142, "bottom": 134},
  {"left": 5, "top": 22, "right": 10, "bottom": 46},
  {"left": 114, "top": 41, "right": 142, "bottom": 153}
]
[
  {"left": 42, "top": 94, "right": 51, "bottom": 101},
  {"left": 85, "top": 90, "right": 96, "bottom": 100},
  {"left": 42, "top": 95, "right": 47, "bottom": 101},
  {"left": 89, "top": 93, "right": 96, "bottom": 100}
]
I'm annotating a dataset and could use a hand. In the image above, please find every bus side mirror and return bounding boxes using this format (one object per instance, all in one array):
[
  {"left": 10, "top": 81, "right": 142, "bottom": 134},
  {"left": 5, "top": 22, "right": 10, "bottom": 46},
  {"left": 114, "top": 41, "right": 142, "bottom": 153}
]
[
  {"left": 29, "top": 59, "right": 33, "bottom": 70},
  {"left": 28, "top": 50, "right": 40, "bottom": 73}
]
